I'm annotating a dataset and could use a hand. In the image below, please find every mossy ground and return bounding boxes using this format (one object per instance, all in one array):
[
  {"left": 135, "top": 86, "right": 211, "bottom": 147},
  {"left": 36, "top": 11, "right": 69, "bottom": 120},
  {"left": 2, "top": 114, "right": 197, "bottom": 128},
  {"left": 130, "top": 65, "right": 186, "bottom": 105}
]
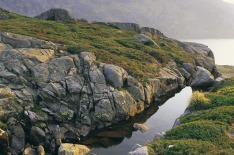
[
  {"left": 148, "top": 78, "right": 234, "bottom": 154},
  {"left": 0, "top": 9, "right": 196, "bottom": 81}
]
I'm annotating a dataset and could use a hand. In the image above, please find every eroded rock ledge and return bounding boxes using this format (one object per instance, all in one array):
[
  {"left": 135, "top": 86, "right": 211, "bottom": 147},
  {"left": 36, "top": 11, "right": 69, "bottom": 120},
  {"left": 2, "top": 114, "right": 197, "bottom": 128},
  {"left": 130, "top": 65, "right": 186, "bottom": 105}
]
[{"left": 0, "top": 32, "right": 221, "bottom": 154}]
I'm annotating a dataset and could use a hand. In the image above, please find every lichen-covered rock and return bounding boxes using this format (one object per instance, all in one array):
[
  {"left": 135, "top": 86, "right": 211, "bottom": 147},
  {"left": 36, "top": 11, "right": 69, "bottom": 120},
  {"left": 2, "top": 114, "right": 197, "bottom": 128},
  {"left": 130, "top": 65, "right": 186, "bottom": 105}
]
[
  {"left": 7, "top": 118, "right": 25, "bottom": 154},
  {"left": 17, "top": 48, "right": 55, "bottom": 63},
  {"left": 30, "top": 126, "right": 46, "bottom": 145},
  {"left": 178, "top": 68, "right": 190, "bottom": 79},
  {"left": 48, "top": 125, "right": 62, "bottom": 146},
  {"left": 144, "top": 83, "right": 153, "bottom": 105},
  {"left": 183, "top": 63, "right": 197, "bottom": 78},
  {"left": 141, "top": 27, "right": 165, "bottom": 40},
  {"left": 39, "top": 82, "right": 67, "bottom": 101},
  {"left": 93, "top": 99, "right": 115, "bottom": 127},
  {"left": 126, "top": 76, "right": 145, "bottom": 101},
  {"left": 113, "top": 90, "right": 143, "bottom": 120},
  {"left": 191, "top": 66, "right": 214, "bottom": 87},
  {"left": 133, "top": 123, "right": 149, "bottom": 133},
  {"left": 35, "top": 8, "right": 75, "bottom": 22},
  {"left": 195, "top": 57, "right": 216, "bottom": 73},
  {"left": 103, "top": 64, "right": 128, "bottom": 88},
  {"left": 158, "top": 68, "right": 182, "bottom": 95},
  {"left": 148, "top": 78, "right": 161, "bottom": 98},
  {"left": 80, "top": 52, "right": 96, "bottom": 67},
  {"left": 58, "top": 143, "right": 90, "bottom": 155},
  {"left": 0, "top": 32, "right": 55, "bottom": 49},
  {"left": 111, "top": 22, "right": 141, "bottom": 33}
]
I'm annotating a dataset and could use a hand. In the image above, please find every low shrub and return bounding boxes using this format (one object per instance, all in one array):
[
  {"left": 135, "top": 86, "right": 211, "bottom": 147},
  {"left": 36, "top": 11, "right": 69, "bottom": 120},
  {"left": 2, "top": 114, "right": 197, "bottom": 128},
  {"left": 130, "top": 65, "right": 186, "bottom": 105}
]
[
  {"left": 66, "top": 45, "right": 83, "bottom": 54},
  {"left": 165, "top": 121, "right": 230, "bottom": 147},
  {"left": 143, "top": 40, "right": 155, "bottom": 46},
  {"left": 180, "top": 106, "right": 234, "bottom": 124},
  {"left": 206, "top": 93, "right": 234, "bottom": 108},
  {"left": 147, "top": 139, "right": 217, "bottom": 155},
  {"left": 188, "top": 91, "right": 210, "bottom": 111}
]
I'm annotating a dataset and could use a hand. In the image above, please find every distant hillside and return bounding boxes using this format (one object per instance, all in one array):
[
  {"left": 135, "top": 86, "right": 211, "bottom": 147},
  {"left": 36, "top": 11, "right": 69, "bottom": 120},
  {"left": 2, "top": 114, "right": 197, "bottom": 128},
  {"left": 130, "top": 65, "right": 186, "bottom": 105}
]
[
  {"left": 1, "top": 0, "right": 234, "bottom": 39},
  {"left": 217, "top": 65, "right": 234, "bottom": 78}
]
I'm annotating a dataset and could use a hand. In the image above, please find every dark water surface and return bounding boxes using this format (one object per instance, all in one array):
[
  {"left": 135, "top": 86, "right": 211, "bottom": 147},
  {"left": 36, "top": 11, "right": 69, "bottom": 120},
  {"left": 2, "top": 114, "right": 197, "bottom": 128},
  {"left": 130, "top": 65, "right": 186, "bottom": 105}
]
[{"left": 83, "top": 87, "right": 192, "bottom": 155}]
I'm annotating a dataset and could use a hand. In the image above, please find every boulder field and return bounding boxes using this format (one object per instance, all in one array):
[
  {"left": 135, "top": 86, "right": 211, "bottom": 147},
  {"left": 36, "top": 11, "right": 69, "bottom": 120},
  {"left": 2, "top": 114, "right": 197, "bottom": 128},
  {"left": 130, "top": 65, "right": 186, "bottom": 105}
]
[{"left": 0, "top": 12, "right": 222, "bottom": 154}]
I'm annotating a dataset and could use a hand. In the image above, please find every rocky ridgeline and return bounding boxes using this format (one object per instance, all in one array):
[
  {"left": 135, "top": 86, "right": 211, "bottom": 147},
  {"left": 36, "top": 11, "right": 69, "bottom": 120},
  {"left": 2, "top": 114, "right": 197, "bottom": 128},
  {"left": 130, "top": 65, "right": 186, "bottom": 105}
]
[{"left": 0, "top": 9, "right": 221, "bottom": 155}]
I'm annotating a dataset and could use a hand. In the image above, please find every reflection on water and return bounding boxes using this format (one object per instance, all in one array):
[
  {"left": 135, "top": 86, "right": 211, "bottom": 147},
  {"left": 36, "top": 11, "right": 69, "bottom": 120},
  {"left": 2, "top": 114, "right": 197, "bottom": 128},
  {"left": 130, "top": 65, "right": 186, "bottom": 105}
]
[
  {"left": 184, "top": 39, "right": 234, "bottom": 66},
  {"left": 84, "top": 87, "right": 192, "bottom": 155}
]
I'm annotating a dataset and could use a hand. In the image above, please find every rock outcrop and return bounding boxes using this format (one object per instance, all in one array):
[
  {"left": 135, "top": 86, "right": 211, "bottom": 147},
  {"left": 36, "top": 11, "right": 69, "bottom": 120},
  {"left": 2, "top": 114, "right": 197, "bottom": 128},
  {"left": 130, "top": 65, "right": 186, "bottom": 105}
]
[
  {"left": 191, "top": 66, "right": 215, "bottom": 87},
  {"left": 0, "top": 32, "right": 221, "bottom": 154},
  {"left": 111, "top": 23, "right": 141, "bottom": 33},
  {"left": 174, "top": 40, "right": 214, "bottom": 59},
  {"left": 103, "top": 64, "right": 128, "bottom": 88},
  {"left": 35, "top": 8, "right": 75, "bottom": 22},
  {"left": 110, "top": 22, "right": 165, "bottom": 40}
]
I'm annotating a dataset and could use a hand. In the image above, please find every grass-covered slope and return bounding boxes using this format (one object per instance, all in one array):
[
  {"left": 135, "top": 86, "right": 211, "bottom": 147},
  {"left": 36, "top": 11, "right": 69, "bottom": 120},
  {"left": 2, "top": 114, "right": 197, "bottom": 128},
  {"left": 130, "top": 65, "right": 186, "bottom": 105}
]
[
  {"left": 148, "top": 78, "right": 234, "bottom": 155},
  {"left": 0, "top": 9, "right": 196, "bottom": 80}
]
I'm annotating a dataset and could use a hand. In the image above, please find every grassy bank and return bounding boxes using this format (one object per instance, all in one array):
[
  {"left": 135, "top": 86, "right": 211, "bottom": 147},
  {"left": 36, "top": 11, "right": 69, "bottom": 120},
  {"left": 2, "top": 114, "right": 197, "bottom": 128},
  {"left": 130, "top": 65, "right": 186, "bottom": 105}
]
[{"left": 148, "top": 78, "right": 234, "bottom": 155}]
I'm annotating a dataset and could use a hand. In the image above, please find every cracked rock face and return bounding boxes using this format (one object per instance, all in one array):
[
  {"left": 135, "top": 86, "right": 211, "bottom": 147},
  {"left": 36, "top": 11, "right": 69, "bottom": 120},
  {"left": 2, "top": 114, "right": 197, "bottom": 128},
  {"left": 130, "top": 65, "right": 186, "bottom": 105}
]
[{"left": 0, "top": 32, "right": 220, "bottom": 154}]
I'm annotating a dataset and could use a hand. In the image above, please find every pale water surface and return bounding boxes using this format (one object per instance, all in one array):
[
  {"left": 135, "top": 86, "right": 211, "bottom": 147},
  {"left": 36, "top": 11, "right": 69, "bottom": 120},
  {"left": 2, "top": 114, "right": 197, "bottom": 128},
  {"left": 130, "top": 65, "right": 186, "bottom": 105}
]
[{"left": 184, "top": 39, "right": 234, "bottom": 66}]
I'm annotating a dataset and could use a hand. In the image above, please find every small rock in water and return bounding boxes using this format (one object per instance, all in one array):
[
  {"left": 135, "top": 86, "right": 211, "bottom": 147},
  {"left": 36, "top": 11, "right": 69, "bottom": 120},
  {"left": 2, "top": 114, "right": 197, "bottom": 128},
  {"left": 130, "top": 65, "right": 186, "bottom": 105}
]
[
  {"left": 133, "top": 123, "right": 149, "bottom": 133},
  {"left": 128, "top": 144, "right": 148, "bottom": 155}
]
